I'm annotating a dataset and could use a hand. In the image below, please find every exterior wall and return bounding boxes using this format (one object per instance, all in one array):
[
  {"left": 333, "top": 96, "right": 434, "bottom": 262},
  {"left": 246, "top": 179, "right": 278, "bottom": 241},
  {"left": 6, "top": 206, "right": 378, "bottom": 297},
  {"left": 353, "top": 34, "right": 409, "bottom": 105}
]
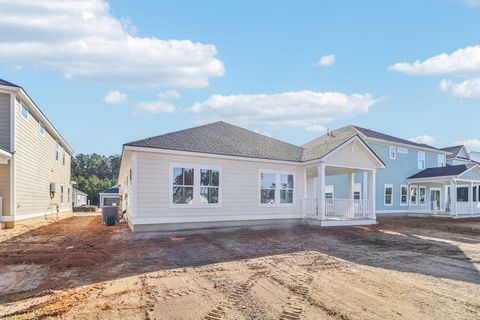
[
  {"left": 459, "top": 168, "right": 480, "bottom": 181},
  {"left": 324, "top": 141, "right": 446, "bottom": 213},
  {"left": 408, "top": 182, "right": 446, "bottom": 212},
  {"left": 0, "top": 162, "right": 11, "bottom": 216},
  {"left": 131, "top": 151, "right": 305, "bottom": 225},
  {"left": 14, "top": 97, "right": 72, "bottom": 218},
  {"left": 369, "top": 142, "right": 442, "bottom": 212},
  {"left": 0, "top": 92, "right": 10, "bottom": 151}
]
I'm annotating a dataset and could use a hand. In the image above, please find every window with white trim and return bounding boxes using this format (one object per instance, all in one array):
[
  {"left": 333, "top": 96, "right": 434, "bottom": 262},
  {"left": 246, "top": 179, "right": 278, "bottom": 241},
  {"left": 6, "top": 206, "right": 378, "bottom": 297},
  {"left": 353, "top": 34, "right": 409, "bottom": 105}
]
[
  {"left": 457, "top": 186, "right": 469, "bottom": 202},
  {"left": 62, "top": 151, "right": 66, "bottom": 166},
  {"left": 39, "top": 123, "right": 46, "bottom": 136},
  {"left": 171, "top": 165, "right": 221, "bottom": 206},
  {"left": 400, "top": 185, "right": 408, "bottom": 205},
  {"left": 410, "top": 186, "right": 418, "bottom": 205},
  {"left": 384, "top": 184, "right": 393, "bottom": 206},
  {"left": 55, "top": 142, "right": 59, "bottom": 161},
  {"left": 60, "top": 184, "right": 64, "bottom": 204},
  {"left": 438, "top": 154, "right": 446, "bottom": 167},
  {"left": 418, "top": 151, "right": 425, "bottom": 170},
  {"left": 200, "top": 169, "right": 220, "bottom": 204},
  {"left": 21, "top": 103, "right": 29, "bottom": 120},
  {"left": 325, "top": 185, "right": 334, "bottom": 199},
  {"left": 172, "top": 167, "right": 194, "bottom": 205},
  {"left": 353, "top": 183, "right": 361, "bottom": 200},
  {"left": 419, "top": 186, "right": 426, "bottom": 205},
  {"left": 259, "top": 171, "right": 295, "bottom": 206},
  {"left": 67, "top": 187, "right": 71, "bottom": 204},
  {"left": 389, "top": 146, "right": 397, "bottom": 160}
]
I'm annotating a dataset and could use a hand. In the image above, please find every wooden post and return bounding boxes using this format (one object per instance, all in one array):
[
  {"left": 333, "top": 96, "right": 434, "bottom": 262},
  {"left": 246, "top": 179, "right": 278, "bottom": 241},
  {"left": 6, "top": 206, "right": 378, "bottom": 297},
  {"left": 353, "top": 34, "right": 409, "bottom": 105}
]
[{"left": 317, "top": 163, "right": 326, "bottom": 220}]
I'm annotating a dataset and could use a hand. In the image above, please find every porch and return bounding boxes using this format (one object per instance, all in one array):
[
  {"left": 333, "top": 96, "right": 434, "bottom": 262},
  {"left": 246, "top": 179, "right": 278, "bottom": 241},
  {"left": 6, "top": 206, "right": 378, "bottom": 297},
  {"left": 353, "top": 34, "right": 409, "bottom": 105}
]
[
  {"left": 302, "top": 164, "right": 377, "bottom": 225},
  {"left": 406, "top": 164, "right": 480, "bottom": 218}
]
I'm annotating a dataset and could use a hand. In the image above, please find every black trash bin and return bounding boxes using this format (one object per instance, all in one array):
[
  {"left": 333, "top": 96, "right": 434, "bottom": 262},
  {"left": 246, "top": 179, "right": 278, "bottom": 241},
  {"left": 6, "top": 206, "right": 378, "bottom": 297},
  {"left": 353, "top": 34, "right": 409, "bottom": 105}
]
[{"left": 102, "top": 206, "right": 119, "bottom": 226}]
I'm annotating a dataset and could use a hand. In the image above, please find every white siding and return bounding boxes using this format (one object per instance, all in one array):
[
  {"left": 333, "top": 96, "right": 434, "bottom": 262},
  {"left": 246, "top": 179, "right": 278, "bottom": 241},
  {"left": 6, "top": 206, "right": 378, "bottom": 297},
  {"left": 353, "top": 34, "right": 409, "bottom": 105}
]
[
  {"left": 325, "top": 140, "right": 378, "bottom": 169},
  {"left": 133, "top": 152, "right": 305, "bottom": 224},
  {"left": 14, "top": 98, "right": 72, "bottom": 217}
]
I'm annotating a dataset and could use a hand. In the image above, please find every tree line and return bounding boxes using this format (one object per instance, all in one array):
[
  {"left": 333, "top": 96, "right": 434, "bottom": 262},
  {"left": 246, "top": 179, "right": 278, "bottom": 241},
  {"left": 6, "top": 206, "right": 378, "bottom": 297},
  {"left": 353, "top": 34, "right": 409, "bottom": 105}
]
[{"left": 72, "top": 153, "right": 121, "bottom": 205}]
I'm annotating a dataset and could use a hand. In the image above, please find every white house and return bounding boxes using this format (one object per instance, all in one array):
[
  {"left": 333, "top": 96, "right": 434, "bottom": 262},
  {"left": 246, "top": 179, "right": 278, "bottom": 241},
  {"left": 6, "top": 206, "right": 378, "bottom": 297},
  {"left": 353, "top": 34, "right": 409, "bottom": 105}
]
[
  {"left": 118, "top": 122, "right": 385, "bottom": 232},
  {"left": 72, "top": 188, "right": 87, "bottom": 207},
  {"left": 99, "top": 184, "right": 120, "bottom": 207}
]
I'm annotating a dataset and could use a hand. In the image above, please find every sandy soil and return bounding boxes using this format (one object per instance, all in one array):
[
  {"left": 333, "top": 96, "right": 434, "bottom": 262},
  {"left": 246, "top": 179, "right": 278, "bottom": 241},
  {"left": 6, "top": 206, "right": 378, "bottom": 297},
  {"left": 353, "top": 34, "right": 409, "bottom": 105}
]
[{"left": 0, "top": 214, "right": 479, "bottom": 319}]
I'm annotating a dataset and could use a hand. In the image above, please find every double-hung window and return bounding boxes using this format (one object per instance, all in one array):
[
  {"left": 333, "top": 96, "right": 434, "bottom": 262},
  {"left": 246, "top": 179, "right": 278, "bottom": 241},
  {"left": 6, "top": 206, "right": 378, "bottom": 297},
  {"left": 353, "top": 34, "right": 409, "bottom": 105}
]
[
  {"left": 410, "top": 186, "right": 418, "bottom": 205},
  {"left": 200, "top": 169, "right": 220, "bottom": 204},
  {"left": 39, "top": 123, "right": 46, "bottom": 136},
  {"left": 353, "top": 183, "right": 361, "bottom": 200},
  {"left": 172, "top": 167, "right": 194, "bottom": 205},
  {"left": 62, "top": 151, "right": 66, "bottom": 166},
  {"left": 171, "top": 164, "right": 221, "bottom": 207},
  {"left": 418, "top": 151, "right": 426, "bottom": 170},
  {"left": 400, "top": 185, "right": 408, "bottom": 206},
  {"left": 21, "top": 103, "right": 29, "bottom": 120},
  {"left": 389, "top": 146, "right": 397, "bottom": 160},
  {"left": 259, "top": 171, "right": 295, "bottom": 206},
  {"left": 438, "top": 154, "right": 446, "bottom": 167},
  {"left": 384, "top": 184, "right": 393, "bottom": 206},
  {"left": 55, "top": 143, "right": 59, "bottom": 161},
  {"left": 419, "top": 186, "right": 426, "bottom": 205},
  {"left": 325, "top": 185, "right": 334, "bottom": 199}
]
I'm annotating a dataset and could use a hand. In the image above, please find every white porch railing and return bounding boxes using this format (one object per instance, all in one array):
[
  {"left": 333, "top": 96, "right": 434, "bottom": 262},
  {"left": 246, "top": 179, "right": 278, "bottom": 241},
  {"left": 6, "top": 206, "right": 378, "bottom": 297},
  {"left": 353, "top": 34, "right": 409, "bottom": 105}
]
[
  {"left": 302, "top": 198, "right": 374, "bottom": 220},
  {"left": 455, "top": 201, "right": 480, "bottom": 215}
]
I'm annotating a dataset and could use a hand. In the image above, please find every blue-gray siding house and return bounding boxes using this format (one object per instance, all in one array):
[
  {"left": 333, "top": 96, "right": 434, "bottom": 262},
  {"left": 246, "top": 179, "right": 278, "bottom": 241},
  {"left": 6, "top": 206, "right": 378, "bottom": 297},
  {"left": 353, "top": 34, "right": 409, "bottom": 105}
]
[{"left": 323, "top": 126, "right": 480, "bottom": 217}]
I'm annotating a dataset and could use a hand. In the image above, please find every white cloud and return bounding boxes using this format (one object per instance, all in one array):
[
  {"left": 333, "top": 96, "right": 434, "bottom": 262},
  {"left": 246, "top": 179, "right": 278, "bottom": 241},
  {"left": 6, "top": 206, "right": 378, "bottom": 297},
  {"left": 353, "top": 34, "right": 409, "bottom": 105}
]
[
  {"left": 158, "top": 90, "right": 181, "bottom": 100},
  {"left": 439, "top": 77, "right": 480, "bottom": 99},
  {"left": 315, "top": 54, "right": 335, "bottom": 67},
  {"left": 103, "top": 90, "right": 128, "bottom": 105},
  {"left": 0, "top": 0, "right": 224, "bottom": 88},
  {"left": 137, "top": 100, "right": 175, "bottom": 114},
  {"left": 463, "top": 0, "right": 480, "bottom": 6},
  {"left": 389, "top": 45, "right": 480, "bottom": 75},
  {"left": 454, "top": 139, "right": 480, "bottom": 148},
  {"left": 188, "top": 90, "right": 379, "bottom": 131},
  {"left": 409, "top": 135, "right": 434, "bottom": 145}
]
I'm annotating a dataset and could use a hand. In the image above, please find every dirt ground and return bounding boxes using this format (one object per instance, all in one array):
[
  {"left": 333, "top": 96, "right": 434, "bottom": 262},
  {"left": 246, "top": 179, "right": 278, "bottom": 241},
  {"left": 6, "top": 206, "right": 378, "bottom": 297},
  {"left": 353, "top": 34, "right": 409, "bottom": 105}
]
[{"left": 0, "top": 214, "right": 479, "bottom": 320}]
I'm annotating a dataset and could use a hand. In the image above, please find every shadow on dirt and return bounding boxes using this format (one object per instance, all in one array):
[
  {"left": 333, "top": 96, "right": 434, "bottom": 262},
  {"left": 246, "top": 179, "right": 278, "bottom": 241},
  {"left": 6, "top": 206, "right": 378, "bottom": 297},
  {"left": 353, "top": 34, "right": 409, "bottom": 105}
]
[{"left": 1, "top": 216, "right": 479, "bottom": 304}]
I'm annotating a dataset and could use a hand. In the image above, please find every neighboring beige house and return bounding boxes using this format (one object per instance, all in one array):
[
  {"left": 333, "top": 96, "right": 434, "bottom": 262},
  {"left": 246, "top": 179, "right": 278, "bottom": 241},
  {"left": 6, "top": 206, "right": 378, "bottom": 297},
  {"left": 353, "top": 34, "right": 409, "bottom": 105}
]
[
  {"left": 0, "top": 79, "right": 73, "bottom": 228},
  {"left": 119, "top": 121, "right": 384, "bottom": 232},
  {"left": 72, "top": 188, "right": 88, "bottom": 207}
]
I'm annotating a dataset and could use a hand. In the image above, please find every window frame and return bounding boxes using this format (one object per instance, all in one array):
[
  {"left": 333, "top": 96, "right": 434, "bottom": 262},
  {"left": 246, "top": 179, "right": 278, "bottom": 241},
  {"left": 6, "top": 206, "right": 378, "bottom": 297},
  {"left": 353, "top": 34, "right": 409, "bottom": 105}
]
[
  {"left": 457, "top": 185, "right": 469, "bottom": 202},
  {"left": 39, "top": 123, "right": 46, "bottom": 136},
  {"left": 418, "top": 151, "right": 426, "bottom": 170},
  {"left": 410, "top": 185, "right": 418, "bottom": 205},
  {"left": 389, "top": 146, "right": 397, "bottom": 160},
  {"left": 400, "top": 185, "right": 408, "bottom": 206},
  {"left": 60, "top": 184, "right": 64, "bottom": 204},
  {"left": 353, "top": 183, "right": 362, "bottom": 200},
  {"left": 169, "top": 163, "right": 222, "bottom": 208},
  {"left": 20, "top": 103, "right": 29, "bottom": 120},
  {"left": 325, "top": 185, "right": 335, "bottom": 200},
  {"left": 62, "top": 150, "right": 66, "bottom": 166},
  {"left": 384, "top": 184, "right": 393, "bottom": 206},
  {"left": 55, "top": 142, "right": 59, "bottom": 161},
  {"left": 438, "top": 154, "right": 446, "bottom": 167},
  {"left": 419, "top": 186, "right": 427, "bottom": 205},
  {"left": 258, "top": 169, "right": 296, "bottom": 207}
]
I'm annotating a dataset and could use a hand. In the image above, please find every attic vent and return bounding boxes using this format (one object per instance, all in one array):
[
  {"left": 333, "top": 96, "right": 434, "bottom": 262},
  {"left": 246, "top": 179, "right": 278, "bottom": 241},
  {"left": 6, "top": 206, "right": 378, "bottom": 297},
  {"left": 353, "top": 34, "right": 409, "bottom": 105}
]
[{"left": 327, "top": 129, "right": 335, "bottom": 138}]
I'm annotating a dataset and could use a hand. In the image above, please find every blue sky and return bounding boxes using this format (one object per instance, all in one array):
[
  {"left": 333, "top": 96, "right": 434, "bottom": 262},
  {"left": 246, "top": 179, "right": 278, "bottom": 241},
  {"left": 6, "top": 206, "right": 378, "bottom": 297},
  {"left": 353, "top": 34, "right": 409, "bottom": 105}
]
[{"left": 1, "top": 0, "right": 480, "bottom": 155}]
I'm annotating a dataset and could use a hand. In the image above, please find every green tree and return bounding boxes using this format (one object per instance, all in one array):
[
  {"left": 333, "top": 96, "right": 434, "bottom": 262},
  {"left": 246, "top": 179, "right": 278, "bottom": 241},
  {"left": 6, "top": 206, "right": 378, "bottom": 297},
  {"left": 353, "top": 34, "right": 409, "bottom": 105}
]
[{"left": 72, "top": 153, "right": 121, "bottom": 205}]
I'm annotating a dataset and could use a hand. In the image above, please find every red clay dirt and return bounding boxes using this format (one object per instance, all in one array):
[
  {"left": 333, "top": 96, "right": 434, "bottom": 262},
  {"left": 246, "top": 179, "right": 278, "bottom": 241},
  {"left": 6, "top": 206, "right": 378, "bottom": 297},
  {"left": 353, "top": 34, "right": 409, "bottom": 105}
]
[{"left": 0, "top": 213, "right": 479, "bottom": 319}]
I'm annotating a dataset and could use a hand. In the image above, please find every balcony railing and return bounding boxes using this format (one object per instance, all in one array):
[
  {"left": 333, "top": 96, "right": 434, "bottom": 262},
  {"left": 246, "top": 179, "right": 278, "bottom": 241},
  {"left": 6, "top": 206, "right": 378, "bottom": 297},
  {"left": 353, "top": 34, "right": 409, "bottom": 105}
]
[{"left": 302, "top": 198, "right": 374, "bottom": 220}]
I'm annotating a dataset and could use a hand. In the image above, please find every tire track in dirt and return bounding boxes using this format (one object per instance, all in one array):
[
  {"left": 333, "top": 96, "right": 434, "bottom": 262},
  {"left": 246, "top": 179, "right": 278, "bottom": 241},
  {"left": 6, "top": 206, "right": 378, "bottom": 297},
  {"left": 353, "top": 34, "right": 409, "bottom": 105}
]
[
  {"left": 0, "top": 284, "right": 106, "bottom": 320},
  {"left": 203, "top": 270, "right": 266, "bottom": 320}
]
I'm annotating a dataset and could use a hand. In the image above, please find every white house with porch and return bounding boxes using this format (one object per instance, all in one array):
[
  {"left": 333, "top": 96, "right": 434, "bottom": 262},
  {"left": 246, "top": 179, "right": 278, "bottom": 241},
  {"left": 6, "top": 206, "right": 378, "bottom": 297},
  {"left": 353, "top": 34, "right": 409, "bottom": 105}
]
[{"left": 118, "top": 122, "right": 384, "bottom": 232}]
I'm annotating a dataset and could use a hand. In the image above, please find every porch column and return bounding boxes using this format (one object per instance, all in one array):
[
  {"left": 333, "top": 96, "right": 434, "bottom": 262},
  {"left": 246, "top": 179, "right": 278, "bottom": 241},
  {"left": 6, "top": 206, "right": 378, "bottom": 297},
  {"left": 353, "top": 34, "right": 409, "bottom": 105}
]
[
  {"left": 368, "top": 170, "right": 376, "bottom": 219},
  {"left": 470, "top": 181, "right": 474, "bottom": 215},
  {"left": 363, "top": 172, "right": 368, "bottom": 200},
  {"left": 316, "top": 163, "right": 326, "bottom": 220},
  {"left": 450, "top": 179, "right": 457, "bottom": 217},
  {"left": 348, "top": 172, "right": 355, "bottom": 199}
]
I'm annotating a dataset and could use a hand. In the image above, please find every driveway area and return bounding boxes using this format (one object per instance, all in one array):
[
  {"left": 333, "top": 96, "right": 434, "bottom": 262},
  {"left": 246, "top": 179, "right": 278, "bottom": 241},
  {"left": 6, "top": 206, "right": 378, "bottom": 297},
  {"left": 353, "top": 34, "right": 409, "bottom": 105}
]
[{"left": 0, "top": 214, "right": 479, "bottom": 319}]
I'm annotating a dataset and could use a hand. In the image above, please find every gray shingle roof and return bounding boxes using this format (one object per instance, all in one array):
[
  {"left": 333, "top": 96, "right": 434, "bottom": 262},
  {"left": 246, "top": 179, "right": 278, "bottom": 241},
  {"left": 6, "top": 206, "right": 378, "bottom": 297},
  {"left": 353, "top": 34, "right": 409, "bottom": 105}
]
[
  {"left": 101, "top": 185, "right": 120, "bottom": 194},
  {"left": 440, "top": 145, "right": 466, "bottom": 159},
  {"left": 352, "top": 126, "right": 443, "bottom": 152},
  {"left": 0, "top": 79, "right": 20, "bottom": 88},
  {"left": 125, "top": 121, "right": 305, "bottom": 162},
  {"left": 407, "top": 164, "right": 470, "bottom": 179},
  {"left": 125, "top": 122, "right": 385, "bottom": 164}
]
